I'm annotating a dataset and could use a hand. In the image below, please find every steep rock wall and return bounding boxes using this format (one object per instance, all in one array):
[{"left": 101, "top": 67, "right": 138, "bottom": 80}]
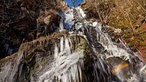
[{"left": 0, "top": 0, "right": 69, "bottom": 58}]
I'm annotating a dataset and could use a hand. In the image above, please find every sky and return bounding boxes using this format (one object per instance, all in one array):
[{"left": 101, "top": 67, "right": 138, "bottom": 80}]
[{"left": 64, "top": 0, "right": 83, "bottom": 7}]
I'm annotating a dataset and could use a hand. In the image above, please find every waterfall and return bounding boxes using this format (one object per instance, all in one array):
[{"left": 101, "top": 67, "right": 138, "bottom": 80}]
[
  {"left": 38, "top": 37, "right": 84, "bottom": 82},
  {"left": 37, "top": 7, "right": 145, "bottom": 82},
  {"left": 0, "top": 51, "right": 23, "bottom": 82},
  {"left": 0, "top": 6, "right": 145, "bottom": 82}
]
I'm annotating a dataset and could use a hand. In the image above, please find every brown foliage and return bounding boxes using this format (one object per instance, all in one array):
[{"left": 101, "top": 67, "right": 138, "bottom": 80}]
[
  {"left": 81, "top": 0, "right": 146, "bottom": 61},
  {"left": 0, "top": 0, "right": 68, "bottom": 59}
]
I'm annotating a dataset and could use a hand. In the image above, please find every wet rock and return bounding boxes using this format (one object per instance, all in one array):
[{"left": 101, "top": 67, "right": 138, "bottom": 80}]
[
  {"left": 0, "top": 31, "right": 112, "bottom": 82},
  {"left": 0, "top": 1, "right": 145, "bottom": 82}
]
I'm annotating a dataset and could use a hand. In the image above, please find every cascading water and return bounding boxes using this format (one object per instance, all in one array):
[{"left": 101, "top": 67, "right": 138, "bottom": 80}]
[
  {"left": 38, "top": 36, "right": 84, "bottom": 82},
  {"left": 0, "top": 6, "right": 145, "bottom": 82},
  {"left": 37, "top": 6, "right": 146, "bottom": 82}
]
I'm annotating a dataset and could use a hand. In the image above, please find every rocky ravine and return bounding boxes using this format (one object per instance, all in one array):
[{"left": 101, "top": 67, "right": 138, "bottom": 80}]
[{"left": 0, "top": 0, "right": 146, "bottom": 82}]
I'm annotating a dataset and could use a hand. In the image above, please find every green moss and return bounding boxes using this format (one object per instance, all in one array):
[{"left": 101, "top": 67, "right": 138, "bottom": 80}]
[
  {"left": 128, "top": 42, "right": 134, "bottom": 47},
  {"left": 34, "top": 58, "right": 47, "bottom": 70},
  {"left": 75, "top": 37, "right": 87, "bottom": 51},
  {"left": 40, "top": 59, "right": 47, "bottom": 65},
  {"left": 0, "top": 52, "right": 18, "bottom": 64}
]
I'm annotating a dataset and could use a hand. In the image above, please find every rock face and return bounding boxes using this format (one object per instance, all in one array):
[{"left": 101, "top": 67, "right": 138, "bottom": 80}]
[
  {"left": 0, "top": 0, "right": 146, "bottom": 82},
  {"left": 0, "top": 31, "right": 112, "bottom": 82},
  {"left": 0, "top": 0, "right": 68, "bottom": 59}
]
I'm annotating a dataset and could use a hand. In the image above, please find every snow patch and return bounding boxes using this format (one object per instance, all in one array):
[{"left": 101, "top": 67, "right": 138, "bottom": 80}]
[
  {"left": 93, "top": 22, "right": 98, "bottom": 27},
  {"left": 64, "top": 8, "right": 74, "bottom": 29},
  {"left": 76, "top": 7, "right": 86, "bottom": 18}
]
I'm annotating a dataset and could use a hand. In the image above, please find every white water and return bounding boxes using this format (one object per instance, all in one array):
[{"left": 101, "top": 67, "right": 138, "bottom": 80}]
[
  {"left": 64, "top": 8, "right": 74, "bottom": 29},
  {"left": 0, "top": 51, "right": 23, "bottom": 82},
  {"left": 38, "top": 7, "right": 145, "bottom": 82},
  {"left": 0, "top": 6, "right": 145, "bottom": 82},
  {"left": 57, "top": 7, "right": 145, "bottom": 82},
  {"left": 38, "top": 36, "right": 84, "bottom": 82}
]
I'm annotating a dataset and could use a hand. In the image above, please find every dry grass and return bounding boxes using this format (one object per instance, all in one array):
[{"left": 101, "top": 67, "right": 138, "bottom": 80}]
[{"left": 81, "top": 0, "right": 146, "bottom": 61}]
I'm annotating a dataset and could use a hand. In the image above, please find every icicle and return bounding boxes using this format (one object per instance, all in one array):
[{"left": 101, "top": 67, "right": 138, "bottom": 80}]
[
  {"left": 0, "top": 51, "right": 24, "bottom": 82},
  {"left": 140, "top": 65, "right": 146, "bottom": 73},
  {"left": 60, "top": 37, "right": 64, "bottom": 52},
  {"left": 59, "top": 18, "right": 64, "bottom": 31},
  {"left": 54, "top": 43, "right": 58, "bottom": 59},
  {"left": 64, "top": 37, "right": 71, "bottom": 54},
  {"left": 38, "top": 35, "right": 84, "bottom": 82}
]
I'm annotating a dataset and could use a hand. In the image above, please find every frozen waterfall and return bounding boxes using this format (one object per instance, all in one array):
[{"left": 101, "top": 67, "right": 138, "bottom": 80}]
[{"left": 0, "top": 6, "right": 145, "bottom": 82}]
